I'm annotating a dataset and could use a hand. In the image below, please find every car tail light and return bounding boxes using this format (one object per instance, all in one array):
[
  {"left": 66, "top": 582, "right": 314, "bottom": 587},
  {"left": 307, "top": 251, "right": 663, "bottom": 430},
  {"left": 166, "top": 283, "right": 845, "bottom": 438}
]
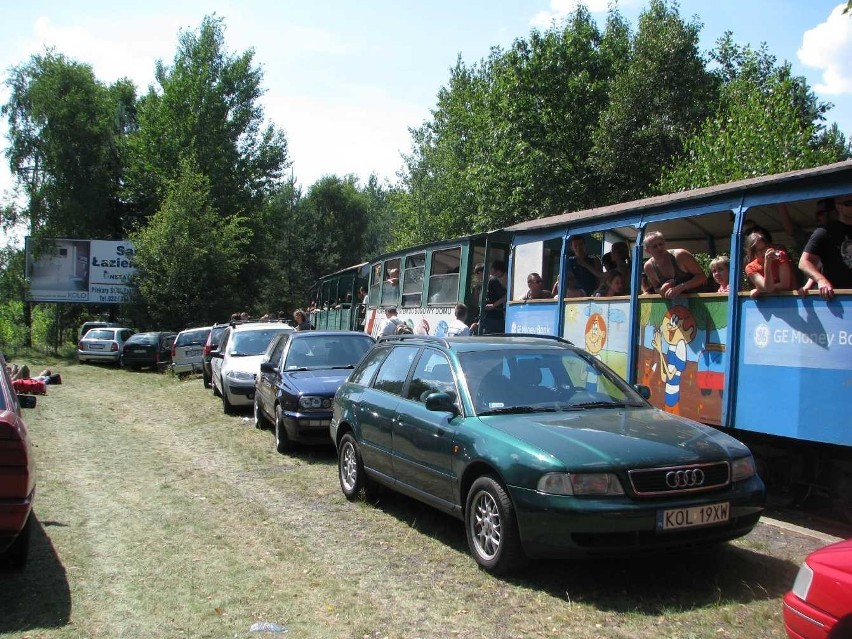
[
  {"left": 110, "top": 342, "right": 119, "bottom": 352},
  {"left": 78, "top": 341, "right": 85, "bottom": 351}
]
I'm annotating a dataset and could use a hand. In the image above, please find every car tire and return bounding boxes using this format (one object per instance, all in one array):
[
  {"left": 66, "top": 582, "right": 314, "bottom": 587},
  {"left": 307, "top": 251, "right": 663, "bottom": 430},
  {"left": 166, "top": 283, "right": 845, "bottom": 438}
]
[
  {"left": 222, "top": 388, "right": 236, "bottom": 415},
  {"left": 1, "top": 513, "right": 32, "bottom": 570},
  {"left": 338, "top": 433, "right": 376, "bottom": 501},
  {"left": 465, "top": 475, "right": 526, "bottom": 575},
  {"left": 254, "top": 398, "right": 270, "bottom": 430},
  {"left": 274, "top": 404, "right": 295, "bottom": 454},
  {"left": 212, "top": 376, "right": 222, "bottom": 397},
  {"left": 203, "top": 370, "right": 212, "bottom": 389}
]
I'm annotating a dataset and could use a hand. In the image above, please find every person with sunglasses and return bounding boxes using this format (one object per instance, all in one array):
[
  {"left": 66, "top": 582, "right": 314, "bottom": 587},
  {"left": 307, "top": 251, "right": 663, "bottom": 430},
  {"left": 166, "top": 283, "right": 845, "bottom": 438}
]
[
  {"left": 799, "top": 195, "right": 852, "bottom": 299},
  {"left": 521, "top": 272, "right": 553, "bottom": 300}
]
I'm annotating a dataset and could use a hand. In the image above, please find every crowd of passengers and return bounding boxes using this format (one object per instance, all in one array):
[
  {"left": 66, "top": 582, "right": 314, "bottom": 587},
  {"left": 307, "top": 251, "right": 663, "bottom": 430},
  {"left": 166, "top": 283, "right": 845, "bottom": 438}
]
[{"left": 514, "top": 195, "right": 851, "bottom": 303}]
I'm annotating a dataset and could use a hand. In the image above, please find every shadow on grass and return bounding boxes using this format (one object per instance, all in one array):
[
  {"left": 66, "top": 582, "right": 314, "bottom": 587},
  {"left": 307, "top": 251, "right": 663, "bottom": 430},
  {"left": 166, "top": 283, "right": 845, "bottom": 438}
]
[
  {"left": 0, "top": 514, "right": 71, "bottom": 633},
  {"left": 366, "top": 489, "right": 798, "bottom": 614}
]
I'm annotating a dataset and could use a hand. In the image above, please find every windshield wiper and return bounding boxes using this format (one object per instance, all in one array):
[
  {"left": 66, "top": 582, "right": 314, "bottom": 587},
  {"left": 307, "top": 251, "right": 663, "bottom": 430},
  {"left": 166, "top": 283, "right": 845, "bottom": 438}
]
[
  {"left": 478, "top": 405, "right": 560, "bottom": 416},
  {"left": 569, "top": 401, "right": 628, "bottom": 409},
  {"left": 330, "top": 365, "right": 355, "bottom": 369}
]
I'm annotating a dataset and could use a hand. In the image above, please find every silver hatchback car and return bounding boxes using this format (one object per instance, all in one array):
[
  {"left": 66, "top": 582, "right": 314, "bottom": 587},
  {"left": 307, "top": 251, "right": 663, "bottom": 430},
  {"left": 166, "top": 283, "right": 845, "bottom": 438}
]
[
  {"left": 172, "top": 327, "right": 211, "bottom": 376},
  {"left": 78, "top": 327, "right": 135, "bottom": 364}
]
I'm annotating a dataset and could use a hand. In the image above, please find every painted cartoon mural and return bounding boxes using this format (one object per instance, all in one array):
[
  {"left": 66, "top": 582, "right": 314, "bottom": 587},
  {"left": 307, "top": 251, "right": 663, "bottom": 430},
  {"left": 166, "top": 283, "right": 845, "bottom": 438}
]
[
  {"left": 563, "top": 299, "right": 630, "bottom": 379},
  {"left": 651, "top": 305, "right": 696, "bottom": 415},
  {"left": 636, "top": 295, "right": 728, "bottom": 425}
]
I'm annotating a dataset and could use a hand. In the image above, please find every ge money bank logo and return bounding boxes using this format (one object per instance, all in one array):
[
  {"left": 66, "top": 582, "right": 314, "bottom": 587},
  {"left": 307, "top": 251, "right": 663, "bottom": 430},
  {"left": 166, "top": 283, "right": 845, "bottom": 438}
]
[{"left": 753, "top": 323, "right": 770, "bottom": 349}]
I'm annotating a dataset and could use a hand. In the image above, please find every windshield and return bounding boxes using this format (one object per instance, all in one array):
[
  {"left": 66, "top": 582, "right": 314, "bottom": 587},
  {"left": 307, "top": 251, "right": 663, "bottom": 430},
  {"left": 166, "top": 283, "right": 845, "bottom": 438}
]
[
  {"left": 284, "top": 335, "right": 374, "bottom": 370},
  {"left": 458, "top": 348, "right": 646, "bottom": 415},
  {"left": 229, "top": 328, "right": 291, "bottom": 356}
]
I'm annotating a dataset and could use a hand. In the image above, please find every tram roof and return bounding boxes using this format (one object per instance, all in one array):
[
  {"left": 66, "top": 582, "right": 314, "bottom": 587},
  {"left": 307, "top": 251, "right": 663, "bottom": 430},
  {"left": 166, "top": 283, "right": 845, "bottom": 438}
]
[
  {"left": 318, "top": 262, "right": 369, "bottom": 280},
  {"left": 505, "top": 160, "right": 852, "bottom": 234}
]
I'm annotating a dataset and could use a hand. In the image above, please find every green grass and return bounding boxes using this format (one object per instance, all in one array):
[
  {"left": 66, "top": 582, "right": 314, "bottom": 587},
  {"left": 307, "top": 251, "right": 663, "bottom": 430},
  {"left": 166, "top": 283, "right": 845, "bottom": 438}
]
[{"left": 0, "top": 357, "right": 829, "bottom": 638}]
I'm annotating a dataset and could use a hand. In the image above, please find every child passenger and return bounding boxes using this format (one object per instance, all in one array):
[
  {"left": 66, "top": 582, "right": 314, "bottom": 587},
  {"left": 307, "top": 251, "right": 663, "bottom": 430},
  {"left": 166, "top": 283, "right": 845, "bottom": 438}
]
[{"left": 709, "top": 256, "right": 730, "bottom": 293}]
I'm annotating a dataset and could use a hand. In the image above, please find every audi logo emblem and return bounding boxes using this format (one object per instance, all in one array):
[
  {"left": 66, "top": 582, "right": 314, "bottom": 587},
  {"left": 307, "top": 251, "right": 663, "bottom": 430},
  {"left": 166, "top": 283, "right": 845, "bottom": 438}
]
[{"left": 665, "top": 468, "right": 705, "bottom": 488}]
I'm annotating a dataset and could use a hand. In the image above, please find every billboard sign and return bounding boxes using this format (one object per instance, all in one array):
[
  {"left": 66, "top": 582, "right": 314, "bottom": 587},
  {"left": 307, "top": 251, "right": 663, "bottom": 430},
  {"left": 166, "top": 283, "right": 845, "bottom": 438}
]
[{"left": 26, "top": 237, "right": 136, "bottom": 304}]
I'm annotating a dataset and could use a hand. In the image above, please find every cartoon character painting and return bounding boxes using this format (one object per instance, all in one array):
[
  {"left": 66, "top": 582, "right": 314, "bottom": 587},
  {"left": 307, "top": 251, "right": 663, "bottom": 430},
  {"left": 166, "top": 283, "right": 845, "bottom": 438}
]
[
  {"left": 583, "top": 313, "right": 607, "bottom": 391},
  {"left": 652, "top": 305, "right": 697, "bottom": 415}
]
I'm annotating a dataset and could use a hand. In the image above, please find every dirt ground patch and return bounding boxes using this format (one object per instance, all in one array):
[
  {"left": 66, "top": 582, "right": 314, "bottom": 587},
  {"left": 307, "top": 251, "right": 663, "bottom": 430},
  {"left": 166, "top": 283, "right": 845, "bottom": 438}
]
[{"left": 0, "top": 358, "right": 845, "bottom": 639}]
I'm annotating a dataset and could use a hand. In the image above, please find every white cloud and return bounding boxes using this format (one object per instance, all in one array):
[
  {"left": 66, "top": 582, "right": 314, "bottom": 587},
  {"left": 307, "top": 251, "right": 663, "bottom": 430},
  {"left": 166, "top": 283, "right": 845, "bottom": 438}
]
[
  {"left": 798, "top": 4, "right": 852, "bottom": 95},
  {"left": 266, "top": 86, "right": 426, "bottom": 187},
  {"left": 530, "top": 0, "right": 639, "bottom": 28}
]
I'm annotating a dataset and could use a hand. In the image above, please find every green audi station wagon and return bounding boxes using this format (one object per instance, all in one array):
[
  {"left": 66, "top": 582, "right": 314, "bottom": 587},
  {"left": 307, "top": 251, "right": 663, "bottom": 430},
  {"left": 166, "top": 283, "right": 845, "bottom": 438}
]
[{"left": 331, "top": 335, "right": 765, "bottom": 575}]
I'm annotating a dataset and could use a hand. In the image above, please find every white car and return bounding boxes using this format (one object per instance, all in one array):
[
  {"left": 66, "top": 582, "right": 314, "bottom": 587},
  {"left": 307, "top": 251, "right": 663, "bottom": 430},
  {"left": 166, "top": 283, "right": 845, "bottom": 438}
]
[
  {"left": 78, "top": 327, "right": 135, "bottom": 364},
  {"left": 172, "top": 326, "right": 211, "bottom": 376},
  {"left": 211, "top": 322, "right": 295, "bottom": 414}
]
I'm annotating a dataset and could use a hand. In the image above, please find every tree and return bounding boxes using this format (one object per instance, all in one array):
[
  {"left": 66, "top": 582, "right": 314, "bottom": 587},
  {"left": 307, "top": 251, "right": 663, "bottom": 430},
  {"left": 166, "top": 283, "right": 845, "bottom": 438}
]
[
  {"left": 588, "top": 0, "right": 717, "bottom": 203},
  {"left": 660, "top": 40, "right": 850, "bottom": 192},
  {"left": 128, "top": 159, "right": 252, "bottom": 329},
  {"left": 2, "top": 50, "right": 135, "bottom": 238},
  {"left": 123, "top": 15, "right": 289, "bottom": 223}
]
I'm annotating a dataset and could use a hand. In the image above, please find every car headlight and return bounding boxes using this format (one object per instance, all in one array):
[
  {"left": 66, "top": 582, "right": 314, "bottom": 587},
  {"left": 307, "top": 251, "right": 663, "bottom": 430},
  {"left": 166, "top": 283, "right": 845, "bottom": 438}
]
[
  {"left": 791, "top": 562, "right": 814, "bottom": 600},
  {"left": 537, "top": 472, "right": 625, "bottom": 496},
  {"left": 299, "top": 396, "right": 332, "bottom": 410},
  {"left": 731, "top": 456, "right": 757, "bottom": 482},
  {"left": 225, "top": 370, "right": 255, "bottom": 382}
]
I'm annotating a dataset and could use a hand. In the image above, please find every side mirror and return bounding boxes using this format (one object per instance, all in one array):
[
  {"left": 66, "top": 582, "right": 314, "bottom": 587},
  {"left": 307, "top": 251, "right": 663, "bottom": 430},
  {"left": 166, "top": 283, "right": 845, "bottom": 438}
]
[
  {"left": 634, "top": 384, "right": 651, "bottom": 400},
  {"left": 18, "top": 395, "right": 37, "bottom": 409},
  {"left": 211, "top": 350, "right": 224, "bottom": 359},
  {"left": 425, "top": 392, "right": 460, "bottom": 416},
  {"left": 259, "top": 360, "right": 276, "bottom": 374}
]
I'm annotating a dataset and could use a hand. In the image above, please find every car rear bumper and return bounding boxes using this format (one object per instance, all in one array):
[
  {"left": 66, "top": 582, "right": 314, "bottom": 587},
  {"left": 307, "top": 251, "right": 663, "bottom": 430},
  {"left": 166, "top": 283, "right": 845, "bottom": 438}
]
[
  {"left": 0, "top": 489, "right": 34, "bottom": 553},
  {"left": 78, "top": 350, "right": 120, "bottom": 362},
  {"left": 173, "top": 360, "right": 203, "bottom": 374}
]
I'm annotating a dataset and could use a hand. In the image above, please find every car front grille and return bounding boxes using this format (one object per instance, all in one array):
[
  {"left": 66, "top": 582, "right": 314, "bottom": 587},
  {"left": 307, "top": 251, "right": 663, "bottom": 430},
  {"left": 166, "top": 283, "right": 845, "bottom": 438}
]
[{"left": 628, "top": 461, "right": 730, "bottom": 497}]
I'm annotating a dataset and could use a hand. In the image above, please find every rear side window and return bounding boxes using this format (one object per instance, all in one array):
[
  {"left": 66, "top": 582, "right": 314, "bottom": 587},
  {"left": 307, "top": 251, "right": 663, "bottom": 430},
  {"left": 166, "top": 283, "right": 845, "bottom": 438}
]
[
  {"left": 87, "top": 329, "right": 115, "bottom": 340},
  {"left": 372, "top": 346, "right": 418, "bottom": 396}
]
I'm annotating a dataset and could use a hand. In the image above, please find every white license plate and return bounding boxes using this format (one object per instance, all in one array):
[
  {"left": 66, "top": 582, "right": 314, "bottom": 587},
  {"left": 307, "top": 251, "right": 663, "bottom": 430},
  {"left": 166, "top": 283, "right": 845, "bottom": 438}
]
[
  {"left": 657, "top": 502, "right": 729, "bottom": 531},
  {"left": 90, "top": 344, "right": 105, "bottom": 350},
  {"left": 133, "top": 349, "right": 146, "bottom": 353}
]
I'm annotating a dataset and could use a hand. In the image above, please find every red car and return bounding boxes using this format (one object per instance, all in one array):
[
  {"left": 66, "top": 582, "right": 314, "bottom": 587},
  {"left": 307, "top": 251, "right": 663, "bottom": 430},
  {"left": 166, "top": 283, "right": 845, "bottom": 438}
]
[
  {"left": 0, "top": 354, "right": 37, "bottom": 569},
  {"left": 783, "top": 538, "right": 852, "bottom": 639}
]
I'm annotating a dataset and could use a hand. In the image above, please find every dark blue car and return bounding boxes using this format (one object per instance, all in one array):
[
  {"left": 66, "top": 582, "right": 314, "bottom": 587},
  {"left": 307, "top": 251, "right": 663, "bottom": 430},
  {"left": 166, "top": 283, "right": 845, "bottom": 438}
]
[{"left": 254, "top": 331, "right": 375, "bottom": 453}]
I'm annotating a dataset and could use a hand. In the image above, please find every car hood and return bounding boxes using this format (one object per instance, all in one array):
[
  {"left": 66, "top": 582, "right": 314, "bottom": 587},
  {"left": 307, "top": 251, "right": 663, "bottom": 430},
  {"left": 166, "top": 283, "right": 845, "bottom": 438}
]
[
  {"left": 480, "top": 408, "right": 748, "bottom": 469},
  {"left": 224, "top": 355, "right": 266, "bottom": 375},
  {"left": 283, "top": 369, "right": 351, "bottom": 395}
]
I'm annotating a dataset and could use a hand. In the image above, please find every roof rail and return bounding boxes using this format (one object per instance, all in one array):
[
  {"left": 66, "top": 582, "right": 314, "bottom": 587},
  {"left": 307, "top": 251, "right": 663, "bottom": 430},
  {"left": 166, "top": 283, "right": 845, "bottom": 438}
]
[
  {"left": 478, "top": 333, "right": 575, "bottom": 346},
  {"left": 376, "top": 334, "right": 452, "bottom": 348}
]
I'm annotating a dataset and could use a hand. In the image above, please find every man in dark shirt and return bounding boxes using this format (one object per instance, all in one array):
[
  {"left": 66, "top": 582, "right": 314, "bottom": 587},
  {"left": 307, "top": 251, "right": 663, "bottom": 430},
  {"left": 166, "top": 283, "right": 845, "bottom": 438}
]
[
  {"left": 566, "top": 235, "right": 603, "bottom": 296},
  {"left": 799, "top": 194, "right": 852, "bottom": 299}
]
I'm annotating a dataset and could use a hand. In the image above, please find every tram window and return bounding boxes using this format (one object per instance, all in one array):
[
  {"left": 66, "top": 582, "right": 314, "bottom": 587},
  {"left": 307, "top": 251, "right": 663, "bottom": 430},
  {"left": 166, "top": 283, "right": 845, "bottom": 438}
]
[
  {"left": 428, "top": 247, "right": 462, "bottom": 305},
  {"left": 338, "top": 274, "right": 355, "bottom": 307},
  {"left": 321, "top": 280, "right": 334, "bottom": 309},
  {"left": 369, "top": 263, "right": 382, "bottom": 307},
  {"left": 381, "top": 258, "right": 401, "bottom": 306},
  {"left": 402, "top": 253, "right": 425, "bottom": 307}
]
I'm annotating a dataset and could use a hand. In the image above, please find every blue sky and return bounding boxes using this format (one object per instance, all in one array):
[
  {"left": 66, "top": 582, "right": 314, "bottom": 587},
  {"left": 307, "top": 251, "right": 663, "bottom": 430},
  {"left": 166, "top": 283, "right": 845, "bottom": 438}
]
[{"left": 1, "top": 0, "right": 850, "bottom": 224}]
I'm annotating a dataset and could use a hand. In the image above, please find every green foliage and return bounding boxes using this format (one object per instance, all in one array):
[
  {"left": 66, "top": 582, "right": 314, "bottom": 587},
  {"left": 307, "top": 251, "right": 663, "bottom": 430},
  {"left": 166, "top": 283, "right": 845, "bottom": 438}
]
[
  {"left": 588, "top": 0, "right": 717, "bottom": 203},
  {"left": 128, "top": 159, "right": 252, "bottom": 329},
  {"left": 123, "top": 15, "right": 289, "bottom": 225},
  {"left": 659, "top": 44, "right": 850, "bottom": 192},
  {"left": 2, "top": 50, "right": 134, "bottom": 238}
]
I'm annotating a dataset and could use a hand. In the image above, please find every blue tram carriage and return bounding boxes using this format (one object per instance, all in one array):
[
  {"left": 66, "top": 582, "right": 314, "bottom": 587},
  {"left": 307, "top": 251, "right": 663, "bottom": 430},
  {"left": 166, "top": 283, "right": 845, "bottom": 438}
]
[{"left": 502, "top": 161, "right": 852, "bottom": 509}]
